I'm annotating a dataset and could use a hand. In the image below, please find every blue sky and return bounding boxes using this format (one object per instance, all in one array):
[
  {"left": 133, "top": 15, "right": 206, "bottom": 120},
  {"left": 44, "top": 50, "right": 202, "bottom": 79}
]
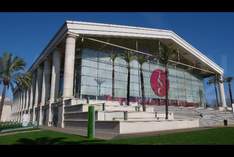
[{"left": 0, "top": 12, "right": 233, "bottom": 105}]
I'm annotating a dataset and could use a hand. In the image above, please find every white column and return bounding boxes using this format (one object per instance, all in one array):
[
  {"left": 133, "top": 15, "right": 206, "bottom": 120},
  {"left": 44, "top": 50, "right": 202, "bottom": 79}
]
[
  {"left": 22, "top": 91, "right": 24, "bottom": 112},
  {"left": 24, "top": 90, "right": 28, "bottom": 113},
  {"left": 24, "top": 90, "right": 27, "bottom": 112},
  {"left": 40, "top": 59, "right": 51, "bottom": 126},
  {"left": 22, "top": 91, "right": 25, "bottom": 113},
  {"left": 48, "top": 49, "right": 61, "bottom": 126},
  {"left": 34, "top": 70, "right": 39, "bottom": 108},
  {"left": 32, "top": 71, "right": 37, "bottom": 123},
  {"left": 27, "top": 89, "right": 30, "bottom": 113},
  {"left": 37, "top": 67, "right": 43, "bottom": 125},
  {"left": 14, "top": 92, "right": 17, "bottom": 121},
  {"left": 50, "top": 49, "right": 61, "bottom": 103},
  {"left": 63, "top": 33, "right": 76, "bottom": 99},
  {"left": 33, "top": 71, "right": 39, "bottom": 124},
  {"left": 16, "top": 92, "right": 18, "bottom": 121},
  {"left": 41, "top": 59, "right": 51, "bottom": 106},
  {"left": 30, "top": 73, "right": 35, "bottom": 122},
  {"left": 29, "top": 85, "right": 33, "bottom": 110},
  {"left": 25, "top": 90, "right": 28, "bottom": 113},
  {"left": 16, "top": 91, "right": 20, "bottom": 121},
  {"left": 218, "top": 75, "right": 227, "bottom": 108},
  {"left": 60, "top": 34, "right": 76, "bottom": 128},
  {"left": 22, "top": 91, "right": 25, "bottom": 114},
  {"left": 19, "top": 92, "right": 22, "bottom": 121},
  {"left": 33, "top": 67, "right": 43, "bottom": 124}
]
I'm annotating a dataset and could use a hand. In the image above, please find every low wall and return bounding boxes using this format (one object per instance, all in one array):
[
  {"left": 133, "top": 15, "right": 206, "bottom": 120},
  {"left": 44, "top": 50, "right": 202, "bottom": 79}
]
[
  {"left": 97, "top": 111, "right": 124, "bottom": 120},
  {"left": 64, "top": 120, "right": 120, "bottom": 139},
  {"left": 119, "top": 119, "right": 199, "bottom": 134}
]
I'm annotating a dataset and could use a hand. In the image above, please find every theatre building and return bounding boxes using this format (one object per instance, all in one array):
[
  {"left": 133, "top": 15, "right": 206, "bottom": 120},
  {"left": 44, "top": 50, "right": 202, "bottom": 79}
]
[{"left": 11, "top": 21, "right": 228, "bottom": 136}]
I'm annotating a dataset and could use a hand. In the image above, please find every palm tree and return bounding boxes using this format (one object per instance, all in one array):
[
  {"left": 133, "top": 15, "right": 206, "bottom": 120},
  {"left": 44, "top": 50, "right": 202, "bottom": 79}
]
[
  {"left": 223, "top": 76, "right": 234, "bottom": 106},
  {"left": 137, "top": 55, "right": 147, "bottom": 111},
  {"left": 207, "top": 75, "right": 221, "bottom": 107},
  {"left": 121, "top": 51, "right": 135, "bottom": 106},
  {"left": 0, "top": 52, "right": 32, "bottom": 121},
  {"left": 158, "top": 42, "right": 176, "bottom": 119},
  {"left": 110, "top": 53, "right": 118, "bottom": 99}
]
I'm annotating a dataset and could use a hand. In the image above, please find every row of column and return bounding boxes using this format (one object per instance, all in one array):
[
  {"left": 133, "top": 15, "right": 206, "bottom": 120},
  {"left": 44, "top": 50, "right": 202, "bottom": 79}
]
[{"left": 12, "top": 33, "right": 77, "bottom": 127}]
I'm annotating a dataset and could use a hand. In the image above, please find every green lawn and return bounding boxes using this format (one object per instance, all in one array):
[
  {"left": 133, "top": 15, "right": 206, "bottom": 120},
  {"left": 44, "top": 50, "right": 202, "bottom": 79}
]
[
  {"left": 0, "top": 130, "right": 102, "bottom": 145},
  {"left": 101, "top": 127, "right": 234, "bottom": 145},
  {"left": 1, "top": 127, "right": 234, "bottom": 145}
]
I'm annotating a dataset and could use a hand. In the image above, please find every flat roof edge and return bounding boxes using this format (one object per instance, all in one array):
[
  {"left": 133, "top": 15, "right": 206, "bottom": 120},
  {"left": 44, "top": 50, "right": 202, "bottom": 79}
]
[
  {"left": 28, "top": 20, "right": 224, "bottom": 76},
  {"left": 66, "top": 20, "right": 224, "bottom": 75}
]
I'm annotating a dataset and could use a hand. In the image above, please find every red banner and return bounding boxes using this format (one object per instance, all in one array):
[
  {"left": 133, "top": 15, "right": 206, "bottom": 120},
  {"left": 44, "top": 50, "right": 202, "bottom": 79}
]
[{"left": 150, "top": 69, "right": 169, "bottom": 97}]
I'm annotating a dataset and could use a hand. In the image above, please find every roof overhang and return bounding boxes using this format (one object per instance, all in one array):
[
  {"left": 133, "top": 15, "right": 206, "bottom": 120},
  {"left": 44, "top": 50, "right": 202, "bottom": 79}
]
[{"left": 28, "top": 20, "right": 224, "bottom": 76}]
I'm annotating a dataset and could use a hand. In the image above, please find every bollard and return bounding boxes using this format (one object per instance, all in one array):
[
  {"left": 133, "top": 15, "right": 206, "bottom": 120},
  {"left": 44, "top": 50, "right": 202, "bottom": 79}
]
[
  {"left": 87, "top": 105, "right": 95, "bottom": 139},
  {"left": 102, "top": 103, "right": 105, "bottom": 111},
  {"left": 124, "top": 111, "right": 128, "bottom": 120},
  {"left": 87, "top": 97, "right": 90, "bottom": 104}
]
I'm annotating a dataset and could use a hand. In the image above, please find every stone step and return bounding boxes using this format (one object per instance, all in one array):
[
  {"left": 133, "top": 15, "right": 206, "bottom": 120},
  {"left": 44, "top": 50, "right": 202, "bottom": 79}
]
[
  {"left": 64, "top": 112, "right": 98, "bottom": 120},
  {"left": 63, "top": 120, "right": 120, "bottom": 135},
  {"left": 64, "top": 104, "right": 83, "bottom": 112}
]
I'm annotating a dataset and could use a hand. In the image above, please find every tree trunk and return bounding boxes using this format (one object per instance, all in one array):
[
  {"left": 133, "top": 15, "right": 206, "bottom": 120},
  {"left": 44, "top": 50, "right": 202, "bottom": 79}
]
[
  {"left": 214, "top": 84, "right": 219, "bottom": 107},
  {"left": 140, "top": 66, "right": 146, "bottom": 111},
  {"left": 228, "top": 82, "right": 233, "bottom": 105},
  {"left": 165, "top": 65, "right": 169, "bottom": 120},
  {"left": 112, "top": 63, "right": 115, "bottom": 99},
  {"left": 126, "top": 64, "right": 130, "bottom": 106},
  {"left": 0, "top": 85, "right": 6, "bottom": 121}
]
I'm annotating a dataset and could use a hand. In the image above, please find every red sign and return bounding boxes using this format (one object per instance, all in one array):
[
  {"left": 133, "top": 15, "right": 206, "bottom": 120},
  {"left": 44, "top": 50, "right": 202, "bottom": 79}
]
[{"left": 150, "top": 69, "right": 169, "bottom": 97}]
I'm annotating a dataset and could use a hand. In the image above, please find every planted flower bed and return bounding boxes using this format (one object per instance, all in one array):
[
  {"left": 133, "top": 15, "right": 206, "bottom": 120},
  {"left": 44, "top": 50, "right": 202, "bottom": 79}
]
[{"left": 0, "top": 121, "right": 23, "bottom": 131}]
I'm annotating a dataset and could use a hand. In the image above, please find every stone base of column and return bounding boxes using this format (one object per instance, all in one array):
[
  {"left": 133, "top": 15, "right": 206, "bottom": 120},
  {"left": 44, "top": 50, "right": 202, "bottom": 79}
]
[
  {"left": 219, "top": 107, "right": 227, "bottom": 111},
  {"left": 32, "top": 106, "right": 36, "bottom": 124},
  {"left": 58, "top": 102, "right": 65, "bottom": 128},
  {"left": 38, "top": 106, "right": 43, "bottom": 126},
  {"left": 61, "top": 104, "right": 64, "bottom": 128},
  {"left": 46, "top": 103, "right": 52, "bottom": 127}
]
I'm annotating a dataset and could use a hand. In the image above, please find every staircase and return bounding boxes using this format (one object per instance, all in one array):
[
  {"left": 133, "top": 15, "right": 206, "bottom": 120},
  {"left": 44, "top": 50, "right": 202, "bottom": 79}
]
[{"left": 61, "top": 100, "right": 234, "bottom": 139}]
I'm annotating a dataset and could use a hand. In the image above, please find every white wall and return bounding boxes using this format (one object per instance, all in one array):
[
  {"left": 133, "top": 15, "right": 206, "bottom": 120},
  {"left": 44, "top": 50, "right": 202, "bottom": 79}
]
[
  {"left": 1, "top": 104, "right": 12, "bottom": 122},
  {"left": 120, "top": 119, "right": 199, "bottom": 134}
]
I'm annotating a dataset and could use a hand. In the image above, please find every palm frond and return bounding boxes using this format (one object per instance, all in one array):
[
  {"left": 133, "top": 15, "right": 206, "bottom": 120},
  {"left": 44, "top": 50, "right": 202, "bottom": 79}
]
[
  {"left": 159, "top": 43, "right": 176, "bottom": 65},
  {"left": 208, "top": 75, "right": 222, "bottom": 85},
  {"left": 137, "top": 55, "right": 147, "bottom": 65},
  {"left": 15, "top": 72, "right": 32, "bottom": 90},
  {"left": 9, "top": 56, "right": 25, "bottom": 73},
  {"left": 110, "top": 53, "right": 118, "bottom": 62},
  {"left": 120, "top": 51, "right": 136, "bottom": 64}
]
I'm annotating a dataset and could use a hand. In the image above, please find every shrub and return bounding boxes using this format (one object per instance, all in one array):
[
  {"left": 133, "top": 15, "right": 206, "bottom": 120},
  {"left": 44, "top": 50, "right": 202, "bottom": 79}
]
[{"left": 0, "top": 121, "right": 23, "bottom": 131}]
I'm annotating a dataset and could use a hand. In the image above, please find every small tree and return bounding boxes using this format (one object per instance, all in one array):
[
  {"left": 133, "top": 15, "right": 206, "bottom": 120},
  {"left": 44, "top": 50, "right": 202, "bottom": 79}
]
[
  {"left": 121, "top": 51, "right": 135, "bottom": 106},
  {"left": 0, "top": 52, "right": 32, "bottom": 121}
]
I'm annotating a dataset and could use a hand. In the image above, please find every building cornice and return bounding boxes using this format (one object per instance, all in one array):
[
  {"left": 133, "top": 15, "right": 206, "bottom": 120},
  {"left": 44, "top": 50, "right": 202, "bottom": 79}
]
[
  {"left": 66, "top": 20, "right": 223, "bottom": 75},
  {"left": 26, "top": 20, "right": 224, "bottom": 76}
]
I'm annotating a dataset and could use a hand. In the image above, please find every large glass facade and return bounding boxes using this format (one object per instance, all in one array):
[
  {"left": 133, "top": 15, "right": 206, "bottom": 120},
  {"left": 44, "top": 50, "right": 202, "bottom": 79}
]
[{"left": 77, "top": 48, "right": 205, "bottom": 107}]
